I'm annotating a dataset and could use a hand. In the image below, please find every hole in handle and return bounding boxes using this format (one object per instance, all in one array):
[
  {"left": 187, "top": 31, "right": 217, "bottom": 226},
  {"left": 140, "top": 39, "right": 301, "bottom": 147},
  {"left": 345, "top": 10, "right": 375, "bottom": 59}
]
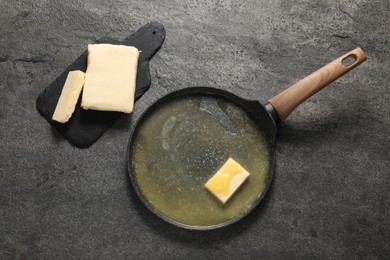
[{"left": 342, "top": 54, "right": 357, "bottom": 68}]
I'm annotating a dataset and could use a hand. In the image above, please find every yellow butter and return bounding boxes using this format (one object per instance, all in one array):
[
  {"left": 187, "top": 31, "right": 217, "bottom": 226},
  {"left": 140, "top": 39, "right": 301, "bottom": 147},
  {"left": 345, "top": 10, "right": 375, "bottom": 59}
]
[
  {"left": 205, "top": 158, "right": 250, "bottom": 203},
  {"left": 81, "top": 44, "right": 139, "bottom": 113},
  {"left": 52, "top": 70, "right": 85, "bottom": 123}
]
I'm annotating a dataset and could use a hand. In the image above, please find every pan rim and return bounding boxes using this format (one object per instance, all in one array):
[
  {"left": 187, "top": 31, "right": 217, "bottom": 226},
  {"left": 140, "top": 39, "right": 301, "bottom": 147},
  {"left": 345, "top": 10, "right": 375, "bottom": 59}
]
[{"left": 126, "top": 86, "right": 277, "bottom": 230}]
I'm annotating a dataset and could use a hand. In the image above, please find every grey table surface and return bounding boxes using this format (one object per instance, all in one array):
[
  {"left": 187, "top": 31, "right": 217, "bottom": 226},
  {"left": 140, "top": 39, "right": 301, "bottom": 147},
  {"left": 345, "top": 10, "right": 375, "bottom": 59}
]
[{"left": 1, "top": 0, "right": 389, "bottom": 259}]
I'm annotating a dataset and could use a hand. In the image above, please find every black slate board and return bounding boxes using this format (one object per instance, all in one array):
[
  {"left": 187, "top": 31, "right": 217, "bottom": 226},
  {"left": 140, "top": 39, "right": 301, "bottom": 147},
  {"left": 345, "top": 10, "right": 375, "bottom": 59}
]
[{"left": 36, "top": 22, "right": 165, "bottom": 148}]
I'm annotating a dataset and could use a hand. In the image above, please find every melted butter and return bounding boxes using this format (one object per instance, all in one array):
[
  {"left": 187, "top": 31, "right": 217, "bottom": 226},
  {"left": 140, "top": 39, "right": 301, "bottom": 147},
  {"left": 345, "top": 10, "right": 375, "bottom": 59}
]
[
  {"left": 205, "top": 158, "right": 247, "bottom": 197},
  {"left": 130, "top": 95, "right": 271, "bottom": 227}
]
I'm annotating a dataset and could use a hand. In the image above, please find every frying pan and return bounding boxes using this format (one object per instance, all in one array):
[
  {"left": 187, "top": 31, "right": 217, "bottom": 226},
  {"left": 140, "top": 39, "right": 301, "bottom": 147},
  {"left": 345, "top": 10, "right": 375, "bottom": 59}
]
[{"left": 127, "top": 48, "right": 367, "bottom": 230}]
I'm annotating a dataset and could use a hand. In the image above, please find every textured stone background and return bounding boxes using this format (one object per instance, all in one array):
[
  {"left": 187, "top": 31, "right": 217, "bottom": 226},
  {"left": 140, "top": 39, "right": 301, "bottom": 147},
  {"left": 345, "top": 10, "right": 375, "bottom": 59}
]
[{"left": 1, "top": 0, "right": 389, "bottom": 259}]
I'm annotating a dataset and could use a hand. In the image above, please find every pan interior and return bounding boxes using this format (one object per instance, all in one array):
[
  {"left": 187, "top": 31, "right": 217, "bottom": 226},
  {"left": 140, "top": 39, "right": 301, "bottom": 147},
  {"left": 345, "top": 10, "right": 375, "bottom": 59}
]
[{"left": 130, "top": 94, "right": 271, "bottom": 227}]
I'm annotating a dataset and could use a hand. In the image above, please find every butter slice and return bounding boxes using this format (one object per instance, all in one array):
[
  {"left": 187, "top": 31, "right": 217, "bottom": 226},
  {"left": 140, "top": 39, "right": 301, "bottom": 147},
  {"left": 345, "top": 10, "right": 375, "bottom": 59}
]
[
  {"left": 81, "top": 44, "right": 139, "bottom": 113},
  {"left": 52, "top": 70, "right": 85, "bottom": 123},
  {"left": 205, "top": 158, "right": 250, "bottom": 204}
]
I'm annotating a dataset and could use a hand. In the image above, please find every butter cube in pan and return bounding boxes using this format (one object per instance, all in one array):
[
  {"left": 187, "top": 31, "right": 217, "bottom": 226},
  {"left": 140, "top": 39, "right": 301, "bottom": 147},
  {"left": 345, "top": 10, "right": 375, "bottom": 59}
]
[
  {"left": 205, "top": 158, "right": 250, "bottom": 204},
  {"left": 52, "top": 70, "right": 85, "bottom": 123},
  {"left": 81, "top": 44, "right": 139, "bottom": 113}
]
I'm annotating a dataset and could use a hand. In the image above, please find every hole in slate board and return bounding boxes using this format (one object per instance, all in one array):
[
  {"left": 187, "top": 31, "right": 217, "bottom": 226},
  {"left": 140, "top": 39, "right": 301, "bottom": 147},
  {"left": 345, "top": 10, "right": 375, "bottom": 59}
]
[{"left": 36, "top": 22, "right": 166, "bottom": 148}]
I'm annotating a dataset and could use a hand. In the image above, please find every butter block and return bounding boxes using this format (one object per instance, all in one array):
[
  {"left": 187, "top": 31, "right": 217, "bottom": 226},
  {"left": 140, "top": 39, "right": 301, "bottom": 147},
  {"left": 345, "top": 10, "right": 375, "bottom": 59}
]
[
  {"left": 205, "top": 158, "right": 250, "bottom": 204},
  {"left": 81, "top": 44, "right": 139, "bottom": 113},
  {"left": 52, "top": 70, "right": 85, "bottom": 123}
]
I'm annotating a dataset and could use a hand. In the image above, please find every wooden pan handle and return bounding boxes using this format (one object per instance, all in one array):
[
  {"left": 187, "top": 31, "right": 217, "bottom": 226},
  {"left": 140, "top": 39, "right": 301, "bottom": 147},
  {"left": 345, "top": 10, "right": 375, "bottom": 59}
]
[{"left": 268, "top": 48, "right": 367, "bottom": 122}]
